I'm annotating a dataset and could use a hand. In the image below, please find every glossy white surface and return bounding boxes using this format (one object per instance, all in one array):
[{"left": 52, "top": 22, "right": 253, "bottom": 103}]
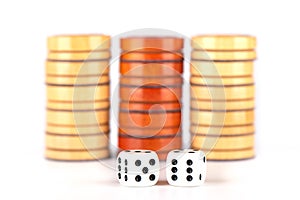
[
  {"left": 1, "top": 0, "right": 300, "bottom": 199},
  {"left": 116, "top": 150, "right": 160, "bottom": 187},
  {"left": 166, "top": 150, "right": 206, "bottom": 186}
]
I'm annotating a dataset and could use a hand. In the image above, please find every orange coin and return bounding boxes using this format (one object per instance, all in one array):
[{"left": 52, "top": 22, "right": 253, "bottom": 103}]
[
  {"left": 119, "top": 126, "right": 181, "bottom": 137},
  {"left": 120, "top": 51, "right": 183, "bottom": 61},
  {"left": 118, "top": 135, "right": 182, "bottom": 152},
  {"left": 120, "top": 85, "right": 182, "bottom": 102},
  {"left": 120, "top": 76, "right": 182, "bottom": 86},
  {"left": 119, "top": 101, "right": 181, "bottom": 111},
  {"left": 120, "top": 62, "right": 183, "bottom": 76},
  {"left": 119, "top": 110, "right": 181, "bottom": 128},
  {"left": 120, "top": 37, "right": 183, "bottom": 52}
]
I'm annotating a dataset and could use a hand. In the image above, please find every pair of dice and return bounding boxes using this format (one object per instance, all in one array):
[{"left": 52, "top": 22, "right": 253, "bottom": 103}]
[{"left": 116, "top": 149, "right": 206, "bottom": 186}]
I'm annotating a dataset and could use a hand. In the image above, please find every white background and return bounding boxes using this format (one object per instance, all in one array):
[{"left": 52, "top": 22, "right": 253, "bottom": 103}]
[{"left": 0, "top": 0, "right": 300, "bottom": 199}]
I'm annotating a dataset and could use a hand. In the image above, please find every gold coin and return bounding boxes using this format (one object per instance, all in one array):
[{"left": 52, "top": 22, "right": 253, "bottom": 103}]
[
  {"left": 45, "top": 133, "right": 109, "bottom": 150},
  {"left": 190, "top": 76, "right": 253, "bottom": 86},
  {"left": 46, "top": 61, "right": 109, "bottom": 76},
  {"left": 47, "top": 109, "right": 109, "bottom": 126},
  {"left": 190, "top": 61, "right": 254, "bottom": 77},
  {"left": 190, "top": 124, "right": 255, "bottom": 136},
  {"left": 48, "top": 51, "right": 110, "bottom": 61},
  {"left": 46, "top": 123, "right": 109, "bottom": 135},
  {"left": 191, "top": 134, "right": 254, "bottom": 150},
  {"left": 191, "top": 84, "right": 255, "bottom": 100},
  {"left": 191, "top": 50, "right": 256, "bottom": 61},
  {"left": 191, "top": 109, "right": 254, "bottom": 126},
  {"left": 47, "top": 99, "right": 110, "bottom": 110},
  {"left": 190, "top": 99, "right": 255, "bottom": 110},
  {"left": 46, "top": 74, "right": 109, "bottom": 85},
  {"left": 201, "top": 148, "right": 255, "bottom": 161},
  {"left": 45, "top": 148, "right": 110, "bottom": 161},
  {"left": 46, "top": 84, "right": 109, "bottom": 102},
  {"left": 191, "top": 35, "right": 256, "bottom": 50},
  {"left": 48, "top": 35, "right": 110, "bottom": 51}
]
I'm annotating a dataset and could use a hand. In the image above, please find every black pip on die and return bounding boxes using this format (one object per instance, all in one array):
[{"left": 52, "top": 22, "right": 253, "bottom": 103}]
[
  {"left": 116, "top": 150, "right": 160, "bottom": 186},
  {"left": 166, "top": 149, "right": 206, "bottom": 186}
]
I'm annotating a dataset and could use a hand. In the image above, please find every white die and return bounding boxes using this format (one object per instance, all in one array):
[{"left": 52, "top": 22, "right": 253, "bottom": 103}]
[
  {"left": 166, "top": 149, "right": 206, "bottom": 186},
  {"left": 116, "top": 150, "right": 160, "bottom": 187}
]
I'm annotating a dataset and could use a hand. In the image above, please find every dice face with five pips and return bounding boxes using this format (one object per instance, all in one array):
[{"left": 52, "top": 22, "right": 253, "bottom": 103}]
[
  {"left": 116, "top": 150, "right": 160, "bottom": 187},
  {"left": 166, "top": 149, "right": 206, "bottom": 186}
]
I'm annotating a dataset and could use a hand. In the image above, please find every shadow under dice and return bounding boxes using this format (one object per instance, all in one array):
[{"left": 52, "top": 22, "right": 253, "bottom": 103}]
[
  {"left": 166, "top": 149, "right": 206, "bottom": 186},
  {"left": 117, "top": 150, "right": 160, "bottom": 187}
]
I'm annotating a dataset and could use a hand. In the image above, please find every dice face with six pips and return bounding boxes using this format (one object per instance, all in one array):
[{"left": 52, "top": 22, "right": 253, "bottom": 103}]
[
  {"left": 116, "top": 150, "right": 160, "bottom": 187},
  {"left": 166, "top": 149, "right": 206, "bottom": 186}
]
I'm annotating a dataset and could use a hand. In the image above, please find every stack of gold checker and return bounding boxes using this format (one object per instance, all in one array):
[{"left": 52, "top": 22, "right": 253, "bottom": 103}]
[
  {"left": 45, "top": 35, "right": 111, "bottom": 161},
  {"left": 190, "top": 35, "right": 256, "bottom": 161}
]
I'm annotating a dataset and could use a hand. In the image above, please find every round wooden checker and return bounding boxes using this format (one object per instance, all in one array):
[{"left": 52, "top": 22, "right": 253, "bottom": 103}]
[
  {"left": 46, "top": 133, "right": 109, "bottom": 150},
  {"left": 190, "top": 76, "right": 253, "bottom": 86},
  {"left": 46, "top": 123, "right": 109, "bottom": 135},
  {"left": 46, "top": 109, "right": 109, "bottom": 126},
  {"left": 191, "top": 35, "right": 256, "bottom": 50},
  {"left": 190, "top": 124, "right": 255, "bottom": 136},
  {"left": 190, "top": 84, "right": 255, "bottom": 100},
  {"left": 120, "top": 85, "right": 182, "bottom": 102},
  {"left": 191, "top": 134, "right": 254, "bottom": 150},
  {"left": 121, "top": 51, "right": 183, "bottom": 61},
  {"left": 118, "top": 135, "right": 182, "bottom": 152},
  {"left": 119, "top": 110, "right": 181, "bottom": 128},
  {"left": 201, "top": 148, "right": 255, "bottom": 161},
  {"left": 45, "top": 148, "right": 110, "bottom": 161},
  {"left": 48, "top": 51, "right": 111, "bottom": 61},
  {"left": 190, "top": 98, "right": 255, "bottom": 110},
  {"left": 190, "top": 61, "right": 253, "bottom": 77},
  {"left": 119, "top": 101, "right": 181, "bottom": 111},
  {"left": 191, "top": 50, "right": 256, "bottom": 61},
  {"left": 119, "top": 126, "right": 181, "bottom": 137},
  {"left": 47, "top": 99, "right": 110, "bottom": 110},
  {"left": 191, "top": 109, "right": 255, "bottom": 126},
  {"left": 46, "top": 74, "right": 109, "bottom": 85},
  {"left": 47, "top": 84, "right": 109, "bottom": 102},
  {"left": 46, "top": 61, "right": 110, "bottom": 76},
  {"left": 120, "top": 62, "right": 183, "bottom": 76},
  {"left": 48, "top": 34, "right": 110, "bottom": 51},
  {"left": 120, "top": 37, "right": 183, "bottom": 52},
  {"left": 120, "top": 76, "right": 182, "bottom": 86}
]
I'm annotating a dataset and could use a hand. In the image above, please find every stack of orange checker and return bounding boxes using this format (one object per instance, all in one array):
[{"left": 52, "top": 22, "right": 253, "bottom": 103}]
[
  {"left": 190, "top": 35, "right": 256, "bottom": 161},
  {"left": 45, "top": 35, "right": 111, "bottom": 161},
  {"left": 118, "top": 37, "right": 184, "bottom": 160}
]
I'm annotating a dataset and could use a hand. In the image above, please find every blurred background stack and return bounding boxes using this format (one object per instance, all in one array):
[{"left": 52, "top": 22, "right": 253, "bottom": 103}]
[
  {"left": 118, "top": 37, "right": 184, "bottom": 160},
  {"left": 190, "top": 35, "right": 256, "bottom": 161},
  {"left": 45, "top": 35, "right": 111, "bottom": 161}
]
